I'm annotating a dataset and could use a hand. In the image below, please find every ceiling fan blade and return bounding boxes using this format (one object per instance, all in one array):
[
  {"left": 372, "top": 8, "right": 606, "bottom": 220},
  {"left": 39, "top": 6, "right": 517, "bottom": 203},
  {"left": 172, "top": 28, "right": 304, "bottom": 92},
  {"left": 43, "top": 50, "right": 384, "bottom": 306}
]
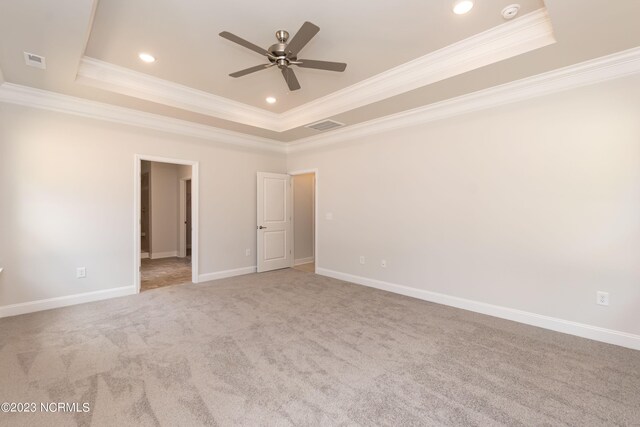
[
  {"left": 219, "top": 31, "right": 269, "bottom": 56},
  {"left": 281, "top": 67, "right": 301, "bottom": 91},
  {"left": 229, "top": 63, "right": 274, "bottom": 78},
  {"left": 296, "top": 59, "right": 347, "bottom": 72},
  {"left": 286, "top": 21, "right": 320, "bottom": 56}
]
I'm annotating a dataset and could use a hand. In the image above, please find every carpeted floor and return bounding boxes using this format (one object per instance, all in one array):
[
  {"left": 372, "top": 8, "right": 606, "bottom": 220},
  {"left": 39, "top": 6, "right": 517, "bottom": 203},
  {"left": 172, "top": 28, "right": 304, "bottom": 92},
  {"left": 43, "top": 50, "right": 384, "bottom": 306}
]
[
  {"left": 140, "top": 257, "right": 192, "bottom": 292},
  {"left": 0, "top": 269, "right": 638, "bottom": 426}
]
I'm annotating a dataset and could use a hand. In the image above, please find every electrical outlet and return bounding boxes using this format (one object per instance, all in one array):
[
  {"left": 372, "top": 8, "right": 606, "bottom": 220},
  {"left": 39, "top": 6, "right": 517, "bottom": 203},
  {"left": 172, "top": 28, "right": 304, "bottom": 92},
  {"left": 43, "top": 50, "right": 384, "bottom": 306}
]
[
  {"left": 359, "top": 256, "right": 365, "bottom": 265},
  {"left": 245, "top": 249, "right": 251, "bottom": 256},
  {"left": 596, "top": 291, "right": 609, "bottom": 306},
  {"left": 381, "top": 259, "right": 387, "bottom": 268},
  {"left": 76, "top": 267, "right": 86, "bottom": 279}
]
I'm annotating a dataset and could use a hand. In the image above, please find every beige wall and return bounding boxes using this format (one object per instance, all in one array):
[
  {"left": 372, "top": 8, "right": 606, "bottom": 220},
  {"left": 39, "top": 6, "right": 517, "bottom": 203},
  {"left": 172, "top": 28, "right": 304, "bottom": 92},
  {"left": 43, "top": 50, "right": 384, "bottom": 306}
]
[
  {"left": 287, "top": 74, "right": 640, "bottom": 336},
  {"left": 1, "top": 72, "right": 639, "bottom": 342},
  {"left": 149, "top": 162, "right": 180, "bottom": 257},
  {"left": 293, "top": 173, "right": 314, "bottom": 262},
  {"left": 0, "top": 103, "right": 285, "bottom": 306}
]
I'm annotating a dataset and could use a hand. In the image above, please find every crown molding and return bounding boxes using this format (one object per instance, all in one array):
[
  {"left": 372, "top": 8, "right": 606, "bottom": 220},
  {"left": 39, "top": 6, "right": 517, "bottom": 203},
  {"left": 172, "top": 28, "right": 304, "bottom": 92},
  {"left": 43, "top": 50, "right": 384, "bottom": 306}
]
[
  {"left": 76, "top": 57, "right": 281, "bottom": 131},
  {"left": 281, "top": 9, "right": 555, "bottom": 130},
  {"left": 0, "top": 83, "right": 287, "bottom": 153},
  {"left": 286, "top": 46, "right": 640, "bottom": 153},
  {"left": 4, "top": 47, "right": 639, "bottom": 156},
  {"left": 75, "top": 9, "right": 555, "bottom": 133}
]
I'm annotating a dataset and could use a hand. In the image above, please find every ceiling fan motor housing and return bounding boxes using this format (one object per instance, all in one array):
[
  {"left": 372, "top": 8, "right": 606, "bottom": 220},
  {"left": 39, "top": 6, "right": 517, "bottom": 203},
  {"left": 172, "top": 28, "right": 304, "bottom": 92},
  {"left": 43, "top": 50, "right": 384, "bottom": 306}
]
[{"left": 269, "top": 31, "right": 297, "bottom": 69}]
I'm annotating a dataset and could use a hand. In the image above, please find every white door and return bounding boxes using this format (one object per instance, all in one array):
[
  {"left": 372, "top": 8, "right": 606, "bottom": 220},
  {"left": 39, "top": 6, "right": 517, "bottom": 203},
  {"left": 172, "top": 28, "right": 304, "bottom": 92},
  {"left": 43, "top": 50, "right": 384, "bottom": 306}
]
[{"left": 257, "top": 172, "right": 293, "bottom": 272}]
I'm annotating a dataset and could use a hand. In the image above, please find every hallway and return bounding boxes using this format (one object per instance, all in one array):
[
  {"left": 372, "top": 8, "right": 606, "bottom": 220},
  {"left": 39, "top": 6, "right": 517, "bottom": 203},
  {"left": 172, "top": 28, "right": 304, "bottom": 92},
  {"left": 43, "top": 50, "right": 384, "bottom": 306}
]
[{"left": 141, "top": 257, "right": 192, "bottom": 291}]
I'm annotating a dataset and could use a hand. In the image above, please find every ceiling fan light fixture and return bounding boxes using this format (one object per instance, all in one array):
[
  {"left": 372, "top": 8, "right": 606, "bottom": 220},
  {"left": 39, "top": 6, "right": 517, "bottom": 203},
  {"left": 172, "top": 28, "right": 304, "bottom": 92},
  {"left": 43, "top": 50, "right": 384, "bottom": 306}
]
[
  {"left": 453, "top": 0, "right": 474, "bottom": 14},
  {"left": 265, "top": 97, "right": 276, "bottom": 104},
  {"left": 138, "top": 52, "right": 156, "bottom": 63}
]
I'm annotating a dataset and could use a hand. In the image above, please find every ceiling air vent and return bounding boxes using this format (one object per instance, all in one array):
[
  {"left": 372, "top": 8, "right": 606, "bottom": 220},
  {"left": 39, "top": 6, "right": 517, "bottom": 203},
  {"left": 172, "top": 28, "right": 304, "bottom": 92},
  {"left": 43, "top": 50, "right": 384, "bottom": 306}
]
[
  {"left": 306, "top": 120, "right": 344, "bottom": 132},
  {"left": 24, "top": 52, "right": 46, "bottom": 69}
]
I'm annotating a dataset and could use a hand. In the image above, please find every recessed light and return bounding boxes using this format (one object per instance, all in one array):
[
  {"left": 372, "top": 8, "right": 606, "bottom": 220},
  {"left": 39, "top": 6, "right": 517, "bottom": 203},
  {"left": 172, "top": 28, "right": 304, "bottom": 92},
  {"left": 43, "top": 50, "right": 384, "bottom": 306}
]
[
  {"left": 453, "top": 0, "right": 474, "bottom": 14},
  {"left": 138, "top": 53, "right": 156, "bottom": 63},
  {"left": 266, "top": 97, "right": 277, "bottom": 104}
]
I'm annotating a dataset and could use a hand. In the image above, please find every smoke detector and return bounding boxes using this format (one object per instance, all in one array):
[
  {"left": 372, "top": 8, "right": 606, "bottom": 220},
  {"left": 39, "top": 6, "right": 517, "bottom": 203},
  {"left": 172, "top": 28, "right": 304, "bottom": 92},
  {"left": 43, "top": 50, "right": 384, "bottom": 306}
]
[
  {"left": 24, "top": 52, "right": 46, "bottom": 69},
  {"left": 502, "top": 4, "right": 521, "bottom": 20}
]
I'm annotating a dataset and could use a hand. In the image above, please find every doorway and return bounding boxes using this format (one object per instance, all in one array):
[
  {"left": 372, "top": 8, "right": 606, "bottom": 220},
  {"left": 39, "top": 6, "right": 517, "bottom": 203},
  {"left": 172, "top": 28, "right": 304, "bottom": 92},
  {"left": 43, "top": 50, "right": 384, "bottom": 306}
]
[
  {"left": 255, "top": 170, "right": 317, "bottom": 273},
  {"left": 292, "top": 172, "right": 316, "bottom": 273},
  {"left": 134, "top": 156, "right": 199, "bottom": 293},
  {"left": 179, "top": 178, "right": 192, "bottom": 258},
  {"left": 140, "top": 170, "right": 151, "bottom": 258}
]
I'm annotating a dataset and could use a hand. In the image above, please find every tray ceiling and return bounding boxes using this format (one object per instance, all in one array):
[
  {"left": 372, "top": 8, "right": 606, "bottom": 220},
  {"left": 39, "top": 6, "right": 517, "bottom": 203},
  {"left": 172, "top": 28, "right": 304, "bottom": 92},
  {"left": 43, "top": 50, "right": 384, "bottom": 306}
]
[{"left": 1, "top": 0, "right": 640, "bottom": 146}]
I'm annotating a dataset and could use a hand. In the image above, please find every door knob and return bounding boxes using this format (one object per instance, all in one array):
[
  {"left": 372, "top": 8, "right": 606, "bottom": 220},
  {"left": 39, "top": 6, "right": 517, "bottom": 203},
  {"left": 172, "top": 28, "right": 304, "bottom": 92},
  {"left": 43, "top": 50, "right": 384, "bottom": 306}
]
[{"left": 258, "top": 226, "right": 267, "bottom": 229}]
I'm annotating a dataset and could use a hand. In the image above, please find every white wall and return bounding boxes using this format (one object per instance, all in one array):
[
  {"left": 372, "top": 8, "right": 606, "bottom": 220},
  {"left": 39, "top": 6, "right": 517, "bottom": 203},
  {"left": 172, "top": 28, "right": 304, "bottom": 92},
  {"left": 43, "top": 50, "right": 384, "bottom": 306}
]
[
  {"left": 293, "top": 173, "right": 314, "bottom": 262},
  {"left": 0, "top": 103, "right": 285, "bottom": 307},
  {"left": 287, "top": 74, "right": 640, "bottom": 337},
  {"left": 150, "top": 162, "right": 179, "bottom": 257}
]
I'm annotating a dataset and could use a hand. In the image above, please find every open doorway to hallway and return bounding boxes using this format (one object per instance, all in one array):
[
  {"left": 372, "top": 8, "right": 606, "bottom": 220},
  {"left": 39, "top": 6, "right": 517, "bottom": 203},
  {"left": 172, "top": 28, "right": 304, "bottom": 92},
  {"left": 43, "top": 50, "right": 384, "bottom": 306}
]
[
  {"left": 140, "top": 160, "right": 193, "bottom": 291},
  {"left": 291, "top": 172, "right": 316, "bottom": 273}
]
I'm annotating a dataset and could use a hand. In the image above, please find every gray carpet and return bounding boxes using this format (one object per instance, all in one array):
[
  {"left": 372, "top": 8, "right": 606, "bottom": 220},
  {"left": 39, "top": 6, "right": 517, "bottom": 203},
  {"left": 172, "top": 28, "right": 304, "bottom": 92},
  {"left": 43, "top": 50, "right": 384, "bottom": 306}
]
[{"left": 0, "top": 269, "right": 638, "bottom": 426}]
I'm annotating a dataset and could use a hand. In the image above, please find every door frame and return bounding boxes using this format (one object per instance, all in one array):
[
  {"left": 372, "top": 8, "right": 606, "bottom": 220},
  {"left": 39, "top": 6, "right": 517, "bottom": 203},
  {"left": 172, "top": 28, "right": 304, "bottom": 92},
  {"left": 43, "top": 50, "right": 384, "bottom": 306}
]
[
  {"left": 140, "top": 171, "right": 151, "bottom": 259},
  {"left": 178, "top": 177, "right": 191, "bottom": 258},
  {"left": 288, "top": 169, "right": 318, "bottom": 273},
  {"left": 134, "top": 155, "right": 199, "bottom": 293}
]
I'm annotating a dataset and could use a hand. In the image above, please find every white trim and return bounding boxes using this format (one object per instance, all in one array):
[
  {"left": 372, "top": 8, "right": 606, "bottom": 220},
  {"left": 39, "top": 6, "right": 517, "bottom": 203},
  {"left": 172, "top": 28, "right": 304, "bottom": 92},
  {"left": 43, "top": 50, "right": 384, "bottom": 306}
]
[
  {"left": 281, "top": 9, "right": 554, "bottom": 131},
  {"left": 75, "top": 10, "right": 554, "bottom": 133},
  {"left": 77, "top": 57, "right": 280, "bottom": 130},
  {"left": 149, "top": 250, "right": 178, "bottom": 259},
  {"left": 0, "top": 83, "right": 286, "bottom": 153},
  {"left": 134, "top": 155, "right": 200, "bottom": 294},
  {"left": 294, "top": 257, "right": 315, "bottom": 266},
  {"left": 140, "top": 252, "right": 149, "bottom": 259},
  {"left": 316, "top": 268, "right": 640, "bottom": 351},
  {"left": 287, "top": 45, "right": 640, "bottom": 153},
  {"left": 289, "top": 169, "right": 319, "bottom": 273},
  {"left": 0, "top": 286, "right": 136, "bottom": 319},
  {"left": 198, "top": 266, "right": 257, "bottom": 282},
  {"left": 178, "top": 178, "right": 188, "bottom": 258}
]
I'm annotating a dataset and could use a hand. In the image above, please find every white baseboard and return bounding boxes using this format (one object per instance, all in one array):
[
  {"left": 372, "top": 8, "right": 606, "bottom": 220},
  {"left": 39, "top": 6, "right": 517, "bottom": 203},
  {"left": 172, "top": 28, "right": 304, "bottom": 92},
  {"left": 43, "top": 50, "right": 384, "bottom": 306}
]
[
  {"left": 0, "top": 286, "right": 137, "bottom": 319},
  {"left": 199, "top": 266, "right": 256, "bottom": 282},
  {"left": 140, "top": 252, "right": 149, "bottom": 259},
  {"left": 294, "top": 257, "right": 315, "bottom": 266},
  {"left": 316, "top": 268, "right": 640, "bottom": 351},
  {"left": 150, "top": 251, "right": 177, "bottom": 259}
]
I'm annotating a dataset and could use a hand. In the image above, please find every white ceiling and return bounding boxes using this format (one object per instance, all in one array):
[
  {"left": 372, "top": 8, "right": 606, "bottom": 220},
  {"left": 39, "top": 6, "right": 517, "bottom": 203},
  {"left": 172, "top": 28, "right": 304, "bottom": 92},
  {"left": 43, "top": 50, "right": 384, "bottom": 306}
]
[{"left": 1, "top": 0, "right": 640, "bottom": 145}]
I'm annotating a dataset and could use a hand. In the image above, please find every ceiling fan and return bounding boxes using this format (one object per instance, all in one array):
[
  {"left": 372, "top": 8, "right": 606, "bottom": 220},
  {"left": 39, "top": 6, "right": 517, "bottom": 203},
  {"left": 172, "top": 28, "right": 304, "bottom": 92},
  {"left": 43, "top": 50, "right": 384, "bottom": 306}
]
[{"left": 219, "top": 22, "right": 347, "bottom": 91}]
